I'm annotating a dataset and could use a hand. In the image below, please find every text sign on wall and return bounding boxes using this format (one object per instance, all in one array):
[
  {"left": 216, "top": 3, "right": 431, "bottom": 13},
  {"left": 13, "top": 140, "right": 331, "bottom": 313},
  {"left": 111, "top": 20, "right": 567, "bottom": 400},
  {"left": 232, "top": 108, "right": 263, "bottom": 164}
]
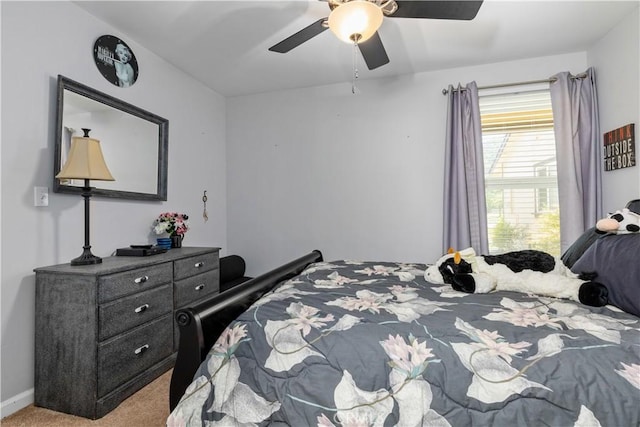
[{"left": 604, "top": 123, "right": 635, "bottom": 171}]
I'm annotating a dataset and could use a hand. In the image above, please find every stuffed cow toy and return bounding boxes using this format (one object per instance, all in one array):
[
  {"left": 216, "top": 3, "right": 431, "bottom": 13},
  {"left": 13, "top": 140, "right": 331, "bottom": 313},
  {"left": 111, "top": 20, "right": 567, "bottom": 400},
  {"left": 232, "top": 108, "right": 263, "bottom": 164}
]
[
  {"left": 596, "top": 208, "right": 640, "bottom": 234},
  {"left": 425, "top": 248, "right": 608, "bottom": 307}
]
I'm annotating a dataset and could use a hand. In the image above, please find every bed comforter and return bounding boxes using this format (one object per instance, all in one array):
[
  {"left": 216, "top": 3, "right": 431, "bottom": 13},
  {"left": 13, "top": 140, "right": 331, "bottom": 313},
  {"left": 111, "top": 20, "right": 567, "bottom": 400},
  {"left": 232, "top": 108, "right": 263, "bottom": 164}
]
[{"left": 168, "top": 260, "right": 640, "bottom": 426}]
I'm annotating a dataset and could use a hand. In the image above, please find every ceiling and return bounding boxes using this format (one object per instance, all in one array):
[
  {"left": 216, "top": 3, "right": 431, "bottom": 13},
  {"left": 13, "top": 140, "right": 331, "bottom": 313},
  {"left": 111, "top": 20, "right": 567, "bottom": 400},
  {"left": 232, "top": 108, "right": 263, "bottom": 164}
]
[{"left": 74, "top": 0, "right": 638, "bottom": 97}]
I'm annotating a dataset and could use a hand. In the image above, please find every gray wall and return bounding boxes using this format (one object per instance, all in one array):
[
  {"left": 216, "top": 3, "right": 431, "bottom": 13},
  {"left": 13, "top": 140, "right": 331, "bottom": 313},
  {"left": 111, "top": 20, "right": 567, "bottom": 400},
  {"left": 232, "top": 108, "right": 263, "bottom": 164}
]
[
  {"left": 1, "top": 1, "right": 227, "bottom": 415},
  {"left": 225, "top": 53, "right": 590, "bottom": 274},
  {"left": 588, "top": 8, "right": 640, "bottom": 209}
]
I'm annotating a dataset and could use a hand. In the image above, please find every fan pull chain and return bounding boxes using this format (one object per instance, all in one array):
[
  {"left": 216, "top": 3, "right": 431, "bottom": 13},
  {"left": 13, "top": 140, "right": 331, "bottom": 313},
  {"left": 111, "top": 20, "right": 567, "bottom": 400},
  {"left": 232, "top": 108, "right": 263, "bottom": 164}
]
[{"left": 352, "top": 41, "right": 359, "bottom": 94}]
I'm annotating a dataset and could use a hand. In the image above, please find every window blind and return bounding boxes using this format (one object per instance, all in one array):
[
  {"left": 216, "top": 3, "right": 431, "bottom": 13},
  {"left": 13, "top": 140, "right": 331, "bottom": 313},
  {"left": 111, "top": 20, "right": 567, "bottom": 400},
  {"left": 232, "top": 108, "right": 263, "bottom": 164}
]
[{"left": 479, "top": 89, "right": 561, "bottom": 256}]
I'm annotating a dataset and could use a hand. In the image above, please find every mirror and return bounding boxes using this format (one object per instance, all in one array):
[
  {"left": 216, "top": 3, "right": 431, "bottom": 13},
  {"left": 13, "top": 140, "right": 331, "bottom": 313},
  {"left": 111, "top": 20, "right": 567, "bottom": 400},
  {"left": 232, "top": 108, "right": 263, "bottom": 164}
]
[{"left": 54, "top": 75, "right": 168, "bottom": 201}]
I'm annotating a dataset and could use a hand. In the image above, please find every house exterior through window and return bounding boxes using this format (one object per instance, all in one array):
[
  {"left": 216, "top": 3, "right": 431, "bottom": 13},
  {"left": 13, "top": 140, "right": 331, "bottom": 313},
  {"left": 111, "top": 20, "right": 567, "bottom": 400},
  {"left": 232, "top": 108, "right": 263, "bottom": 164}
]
[{"left": 479, "top": 89, "right": 561, "bottom": 256}]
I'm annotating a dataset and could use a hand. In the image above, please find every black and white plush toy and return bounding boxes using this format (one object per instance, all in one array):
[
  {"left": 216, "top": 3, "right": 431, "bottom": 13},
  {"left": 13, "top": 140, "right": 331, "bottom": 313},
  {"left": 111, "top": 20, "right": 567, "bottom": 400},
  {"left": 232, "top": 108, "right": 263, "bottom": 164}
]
[
  {"left": 596, "top": 208, "right": 640, "bottom": 234},
  {"left": 425, "top": 248, "right": 609, "bottom": 307}
]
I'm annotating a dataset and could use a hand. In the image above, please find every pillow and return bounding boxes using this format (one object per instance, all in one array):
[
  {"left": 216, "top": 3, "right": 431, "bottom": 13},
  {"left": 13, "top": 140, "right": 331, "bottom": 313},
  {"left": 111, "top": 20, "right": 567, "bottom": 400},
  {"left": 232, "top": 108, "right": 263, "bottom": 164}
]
[
  {"left": 220, "top": 255, "right": 247, "bottom": 284},
  {"left": 571, "top": 234, "right": 640, "bottom": 317},
  {"left": 561, "top": 227, "right": 603, "bottom": 269},
  {"left": 626, "top": 198, "right": 640, "bottom": 213}
]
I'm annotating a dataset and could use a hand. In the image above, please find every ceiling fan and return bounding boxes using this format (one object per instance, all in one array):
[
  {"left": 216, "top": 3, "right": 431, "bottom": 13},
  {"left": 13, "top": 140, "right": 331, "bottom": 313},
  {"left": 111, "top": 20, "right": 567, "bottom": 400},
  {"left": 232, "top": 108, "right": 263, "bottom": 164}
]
[{"left": 269, "top": 0, "right": 484, "bottom": 70}]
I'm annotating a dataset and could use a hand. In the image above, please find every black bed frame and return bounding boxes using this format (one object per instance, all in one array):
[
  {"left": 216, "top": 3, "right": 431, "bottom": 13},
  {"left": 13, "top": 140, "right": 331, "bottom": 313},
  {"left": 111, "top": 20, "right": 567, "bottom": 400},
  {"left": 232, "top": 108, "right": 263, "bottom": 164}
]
[{"left": 169, "top": 250, "right": 324, "bottom": 410}]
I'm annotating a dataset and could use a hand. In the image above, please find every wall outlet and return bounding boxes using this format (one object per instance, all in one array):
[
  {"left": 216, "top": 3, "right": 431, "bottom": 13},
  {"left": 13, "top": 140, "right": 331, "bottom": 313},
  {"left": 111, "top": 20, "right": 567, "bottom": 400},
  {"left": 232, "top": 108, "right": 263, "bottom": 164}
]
[{"left": 34, "top": 186, "right": 49, "bottom": 207}]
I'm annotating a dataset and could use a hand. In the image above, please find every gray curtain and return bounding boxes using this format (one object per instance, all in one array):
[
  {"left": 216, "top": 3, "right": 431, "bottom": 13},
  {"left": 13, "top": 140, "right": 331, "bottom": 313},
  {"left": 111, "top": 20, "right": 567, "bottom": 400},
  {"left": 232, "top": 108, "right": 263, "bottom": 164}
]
[
  {"left": 550, "top": 67, "right": 603, "bottom": 252},
  {"left": 443, "top": 82, "right": 489, "bottom": 254}
]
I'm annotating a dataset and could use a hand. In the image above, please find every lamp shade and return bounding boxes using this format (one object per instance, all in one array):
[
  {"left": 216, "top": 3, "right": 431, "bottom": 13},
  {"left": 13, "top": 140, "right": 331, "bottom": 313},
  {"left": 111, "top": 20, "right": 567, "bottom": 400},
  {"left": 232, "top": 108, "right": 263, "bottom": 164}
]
[
  {"left": 56, "top": 135, "right": 115, "bottom": 181},
  {"left": 328, "top": 0, "right": 383, "bottom": 44}
]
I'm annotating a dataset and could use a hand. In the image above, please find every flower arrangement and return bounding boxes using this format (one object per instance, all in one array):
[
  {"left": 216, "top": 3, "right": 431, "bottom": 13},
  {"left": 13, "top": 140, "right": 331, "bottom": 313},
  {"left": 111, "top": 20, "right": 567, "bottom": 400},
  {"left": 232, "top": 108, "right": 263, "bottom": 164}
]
[{"left": 153, "top": 212, "right": 189, "bottom": 236}]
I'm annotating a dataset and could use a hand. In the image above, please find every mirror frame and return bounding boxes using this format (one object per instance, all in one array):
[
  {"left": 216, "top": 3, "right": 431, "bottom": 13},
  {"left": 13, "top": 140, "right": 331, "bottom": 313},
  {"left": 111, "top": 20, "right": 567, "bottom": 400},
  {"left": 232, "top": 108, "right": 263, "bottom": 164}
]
[{"left": 54, "top": 75, "right": 168, "bottom": 201}]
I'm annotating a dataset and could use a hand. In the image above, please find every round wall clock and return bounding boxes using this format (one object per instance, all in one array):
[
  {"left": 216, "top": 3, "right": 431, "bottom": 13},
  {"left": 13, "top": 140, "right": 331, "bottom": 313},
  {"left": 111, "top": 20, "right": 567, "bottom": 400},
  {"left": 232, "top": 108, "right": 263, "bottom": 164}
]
[{"left": 93, "top": 35, "right": 139, "bottom": 88}]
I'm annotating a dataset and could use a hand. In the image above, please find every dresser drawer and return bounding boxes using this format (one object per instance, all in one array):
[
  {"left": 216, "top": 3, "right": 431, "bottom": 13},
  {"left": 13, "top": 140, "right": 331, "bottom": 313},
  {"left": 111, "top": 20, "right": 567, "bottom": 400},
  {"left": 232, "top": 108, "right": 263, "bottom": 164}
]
[
  {"left": 99, "top": 284, "right": 172, "bottom": 341},
  {"left": 174, "top": 269, "right": 219, "bottom": 308},
  {"left": 97, "top": 314, "right": 173, "bottom": 397},
  {"left": 98, "top": 263, "right": 173, "bottom": 303},
  {"left": 174, "top": 252, "right": 218, "bottom": 281}
]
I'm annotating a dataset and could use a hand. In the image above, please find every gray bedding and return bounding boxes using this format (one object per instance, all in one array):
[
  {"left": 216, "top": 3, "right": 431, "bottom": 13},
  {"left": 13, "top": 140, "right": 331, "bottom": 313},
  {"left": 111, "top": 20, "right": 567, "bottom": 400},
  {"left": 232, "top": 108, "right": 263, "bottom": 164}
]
[{"left": 168, "top": 260, "right": 640, "bottom": 426}]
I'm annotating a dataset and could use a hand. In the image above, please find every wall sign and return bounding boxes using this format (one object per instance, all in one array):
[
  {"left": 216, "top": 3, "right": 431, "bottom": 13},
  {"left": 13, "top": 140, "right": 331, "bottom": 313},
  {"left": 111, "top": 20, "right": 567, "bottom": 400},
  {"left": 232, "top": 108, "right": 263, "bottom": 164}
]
[
  {"left": 93, "top": 35, "right": 139, "bottom": 88},
  {"left": 603, "top": 123, "right": 635, "bottom": 171}
]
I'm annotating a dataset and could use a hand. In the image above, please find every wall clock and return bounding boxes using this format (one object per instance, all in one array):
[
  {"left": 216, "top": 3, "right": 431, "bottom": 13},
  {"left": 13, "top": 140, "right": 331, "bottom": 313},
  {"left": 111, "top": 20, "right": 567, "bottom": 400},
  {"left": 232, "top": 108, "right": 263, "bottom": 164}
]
[{"left": 93, "top": 35, "right": 139, "bottom": 88}]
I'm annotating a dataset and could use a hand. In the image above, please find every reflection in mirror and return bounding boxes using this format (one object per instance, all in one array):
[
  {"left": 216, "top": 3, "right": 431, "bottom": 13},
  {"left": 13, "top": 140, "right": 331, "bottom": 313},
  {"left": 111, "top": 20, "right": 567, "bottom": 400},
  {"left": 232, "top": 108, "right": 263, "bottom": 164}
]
[{"left": 54, "top": 75, "right": 168, "bottom": 201}]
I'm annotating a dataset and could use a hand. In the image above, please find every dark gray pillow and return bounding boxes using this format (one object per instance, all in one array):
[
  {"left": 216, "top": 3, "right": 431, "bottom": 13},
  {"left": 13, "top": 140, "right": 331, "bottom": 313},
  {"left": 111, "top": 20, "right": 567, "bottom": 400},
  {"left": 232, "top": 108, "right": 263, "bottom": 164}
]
[
  {"left": 626, "top": 198, "right": 640, "bottom": 213},
  {"left": 561, "top": 227, "right": 603, "bottom": 269},
  {"left": 571, "top": 234, "right": 640, "bottom": 317}
]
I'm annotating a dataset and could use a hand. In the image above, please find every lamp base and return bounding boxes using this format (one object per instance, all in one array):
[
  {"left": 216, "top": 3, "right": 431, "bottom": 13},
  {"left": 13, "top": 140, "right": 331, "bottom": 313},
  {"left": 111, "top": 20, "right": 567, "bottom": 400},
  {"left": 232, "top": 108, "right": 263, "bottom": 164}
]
[{"left": 70, "top": 247, "right": 102, "bottom": 266}]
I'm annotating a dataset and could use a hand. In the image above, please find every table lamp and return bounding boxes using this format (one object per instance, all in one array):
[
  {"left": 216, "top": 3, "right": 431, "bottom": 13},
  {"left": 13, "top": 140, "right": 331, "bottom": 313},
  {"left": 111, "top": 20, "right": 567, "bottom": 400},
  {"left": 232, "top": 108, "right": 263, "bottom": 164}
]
[{"left": 56, "top": 128, "right": 115, "bottom": 265}]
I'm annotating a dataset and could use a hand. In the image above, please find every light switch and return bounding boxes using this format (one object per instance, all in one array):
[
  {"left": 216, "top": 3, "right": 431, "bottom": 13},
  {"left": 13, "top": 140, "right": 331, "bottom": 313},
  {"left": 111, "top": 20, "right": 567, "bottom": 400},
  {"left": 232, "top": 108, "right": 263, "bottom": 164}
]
[{"left": 34, "top": 186, "right": 49, "bottom": 207}]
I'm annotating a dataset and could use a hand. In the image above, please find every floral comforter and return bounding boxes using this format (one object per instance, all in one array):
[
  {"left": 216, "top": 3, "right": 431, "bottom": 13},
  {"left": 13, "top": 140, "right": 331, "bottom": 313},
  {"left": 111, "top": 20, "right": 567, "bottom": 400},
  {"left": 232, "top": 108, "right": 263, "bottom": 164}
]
[{"left": 168, "top": 260, "right": 640, "bottom": 426}]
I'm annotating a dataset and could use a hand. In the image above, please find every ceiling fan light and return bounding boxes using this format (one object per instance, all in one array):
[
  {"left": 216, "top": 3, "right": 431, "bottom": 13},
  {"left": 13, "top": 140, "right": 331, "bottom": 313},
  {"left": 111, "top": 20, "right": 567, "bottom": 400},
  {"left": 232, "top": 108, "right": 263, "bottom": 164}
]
[{"left": 328, "top": 1, "right": 383, "bottom": 44}]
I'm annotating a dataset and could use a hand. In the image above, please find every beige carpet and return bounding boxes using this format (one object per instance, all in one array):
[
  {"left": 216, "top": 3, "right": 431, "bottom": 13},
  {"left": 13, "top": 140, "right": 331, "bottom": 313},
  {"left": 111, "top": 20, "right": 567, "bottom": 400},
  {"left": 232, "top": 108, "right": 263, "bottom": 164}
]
[{"left": 1, "top": 370, "right": 171, "bottom": 427}]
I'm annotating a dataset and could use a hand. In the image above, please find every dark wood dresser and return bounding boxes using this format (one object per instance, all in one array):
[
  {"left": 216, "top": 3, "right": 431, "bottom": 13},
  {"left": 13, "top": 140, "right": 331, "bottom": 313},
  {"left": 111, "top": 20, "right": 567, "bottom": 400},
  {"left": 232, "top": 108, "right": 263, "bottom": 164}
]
[{"left": 34, "top": 246, "right": 220, "bottom": 419}]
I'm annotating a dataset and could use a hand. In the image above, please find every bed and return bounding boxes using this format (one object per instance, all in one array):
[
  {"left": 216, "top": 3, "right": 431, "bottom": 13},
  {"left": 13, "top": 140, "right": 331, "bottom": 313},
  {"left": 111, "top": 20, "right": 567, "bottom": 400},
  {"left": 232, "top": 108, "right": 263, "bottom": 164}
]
[{"left": 168, "top": 210, "right": 640, "bottom": 426}]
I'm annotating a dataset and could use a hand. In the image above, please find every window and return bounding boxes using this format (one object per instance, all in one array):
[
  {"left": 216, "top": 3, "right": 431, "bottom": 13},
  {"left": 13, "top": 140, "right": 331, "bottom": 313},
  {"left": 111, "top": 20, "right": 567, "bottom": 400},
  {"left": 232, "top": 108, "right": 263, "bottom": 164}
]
[
  {"left": 534, "top": 160, "right": 558, "bottom": 214},
  {"left": 479, "top": 89, "right": 561, "bottom": 256}
]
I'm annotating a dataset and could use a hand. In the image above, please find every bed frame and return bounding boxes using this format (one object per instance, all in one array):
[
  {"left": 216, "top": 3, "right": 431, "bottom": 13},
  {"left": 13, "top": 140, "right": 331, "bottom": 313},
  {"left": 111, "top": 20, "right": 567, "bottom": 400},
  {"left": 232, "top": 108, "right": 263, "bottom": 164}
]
[{"left": 169, "top": 250, "right": 324, "bottom": 410}]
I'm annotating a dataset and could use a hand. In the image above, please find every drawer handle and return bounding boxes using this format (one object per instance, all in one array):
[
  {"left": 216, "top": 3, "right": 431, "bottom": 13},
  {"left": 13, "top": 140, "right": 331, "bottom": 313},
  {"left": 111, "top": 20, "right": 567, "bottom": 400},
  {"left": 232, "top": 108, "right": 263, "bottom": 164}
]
[
  {"left": 134, "top": 304, "right": 150, "bottom": 313},
  {"left": 134, "top": 275, "right": 149, "bottom": 284},
  {"left": 134, "top": 344, "right": 149, "bottom": 355},
  {"left": 194, "top": 262, "right": 205, "bottom": 268},
  {"left": 195, "top": 284, "right": 205, "bottom": 291}
]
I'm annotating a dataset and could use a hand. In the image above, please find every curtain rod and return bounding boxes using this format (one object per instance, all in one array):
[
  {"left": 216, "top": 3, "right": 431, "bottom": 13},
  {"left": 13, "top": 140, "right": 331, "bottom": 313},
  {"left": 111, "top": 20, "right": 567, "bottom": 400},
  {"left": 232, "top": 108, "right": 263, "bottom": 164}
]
[{"left": 441, "top": 73, "right": 587, "bottom": 95}]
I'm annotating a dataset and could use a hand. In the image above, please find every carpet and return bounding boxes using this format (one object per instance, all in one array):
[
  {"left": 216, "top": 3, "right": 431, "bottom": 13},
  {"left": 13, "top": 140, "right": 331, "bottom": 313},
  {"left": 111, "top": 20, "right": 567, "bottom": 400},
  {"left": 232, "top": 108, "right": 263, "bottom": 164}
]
[{"left": 1, "top": 369, "right": 171, "bottom": 427}]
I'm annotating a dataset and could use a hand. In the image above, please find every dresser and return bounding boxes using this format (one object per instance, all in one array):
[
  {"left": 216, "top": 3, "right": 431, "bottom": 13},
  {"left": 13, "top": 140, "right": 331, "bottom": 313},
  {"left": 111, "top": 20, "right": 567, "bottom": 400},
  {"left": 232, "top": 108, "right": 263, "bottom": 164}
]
[{"left": 34, "top": 246, "right": 220, "bottom": 419}]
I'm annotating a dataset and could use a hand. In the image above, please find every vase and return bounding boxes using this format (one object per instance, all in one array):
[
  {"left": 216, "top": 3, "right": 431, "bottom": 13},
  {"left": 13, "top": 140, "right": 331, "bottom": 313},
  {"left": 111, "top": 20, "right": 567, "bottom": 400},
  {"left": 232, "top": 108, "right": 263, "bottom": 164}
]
[
  {"left": 170, "top": 234, "right": 183, "bottom": 248},
  {"left": 156, "top": 237, "right": 172, "bottom": 250}
]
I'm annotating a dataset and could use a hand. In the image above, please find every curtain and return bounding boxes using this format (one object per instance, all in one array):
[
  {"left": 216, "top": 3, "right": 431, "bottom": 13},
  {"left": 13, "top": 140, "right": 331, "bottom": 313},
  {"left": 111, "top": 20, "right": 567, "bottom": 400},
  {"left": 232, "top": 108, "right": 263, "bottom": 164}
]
[
  {"left": 550, "top": 67, "right": 603, "bottom": 252},
  {"left": 443, "top": 82, "right": 489, "bottom": 254}
]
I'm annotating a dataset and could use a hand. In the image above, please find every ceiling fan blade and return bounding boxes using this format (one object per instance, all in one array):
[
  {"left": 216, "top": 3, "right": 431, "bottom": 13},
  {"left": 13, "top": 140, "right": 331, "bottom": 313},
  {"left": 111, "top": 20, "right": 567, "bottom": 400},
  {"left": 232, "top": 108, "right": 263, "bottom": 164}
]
[
  {"left": 391, "top": 1, "right": 483, "bottom": 20},
  {"left": 268, "top": 18, "right": 328, "bottom": 53},
  {"left": 358, "top": 32, "right": 389, "bottom": 70}
]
